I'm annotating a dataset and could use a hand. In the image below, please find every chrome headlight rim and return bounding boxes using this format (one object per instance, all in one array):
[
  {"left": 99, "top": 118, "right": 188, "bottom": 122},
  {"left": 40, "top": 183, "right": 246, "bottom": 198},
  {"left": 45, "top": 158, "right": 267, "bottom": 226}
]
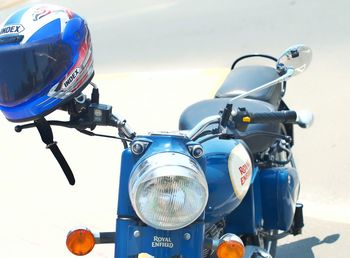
[{"left": 129, "top": 152, "right": 209, "bottom": 230}]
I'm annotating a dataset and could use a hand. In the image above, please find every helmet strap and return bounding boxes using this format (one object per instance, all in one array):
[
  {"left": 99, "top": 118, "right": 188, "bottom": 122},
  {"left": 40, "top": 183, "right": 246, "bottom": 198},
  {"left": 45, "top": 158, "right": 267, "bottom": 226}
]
[{"left": 34, "top": 117, "right": 76, "bottom": 185}]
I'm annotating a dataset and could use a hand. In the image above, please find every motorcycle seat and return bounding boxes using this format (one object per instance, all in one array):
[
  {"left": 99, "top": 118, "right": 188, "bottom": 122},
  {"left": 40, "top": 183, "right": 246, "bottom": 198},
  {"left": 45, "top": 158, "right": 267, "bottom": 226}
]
[
  {"left": 179, "top": 98, "right": 280, "bottom": 154},
  {"left": 215, "top": 66, "right": 283, "bottom": 107}
]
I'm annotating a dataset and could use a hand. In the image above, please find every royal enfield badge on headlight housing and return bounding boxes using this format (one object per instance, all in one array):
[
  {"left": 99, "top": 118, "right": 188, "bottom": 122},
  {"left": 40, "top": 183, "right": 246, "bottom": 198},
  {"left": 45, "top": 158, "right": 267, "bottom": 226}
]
[{"left": 128, "top": 152, "right": 209, "bottom": 230}]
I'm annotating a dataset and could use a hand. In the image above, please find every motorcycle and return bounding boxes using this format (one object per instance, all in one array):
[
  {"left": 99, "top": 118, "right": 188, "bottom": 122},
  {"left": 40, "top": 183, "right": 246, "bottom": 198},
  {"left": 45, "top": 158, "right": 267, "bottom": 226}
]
[{"left": 12, "top": 44, "right": 313, "bottom": 258}]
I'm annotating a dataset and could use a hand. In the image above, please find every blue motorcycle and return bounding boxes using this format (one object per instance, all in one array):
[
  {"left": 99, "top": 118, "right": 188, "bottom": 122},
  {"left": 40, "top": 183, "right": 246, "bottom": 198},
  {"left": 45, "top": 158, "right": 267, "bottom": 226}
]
[{"left": 14, "top": 44, "right": 313, "bottom": 258}]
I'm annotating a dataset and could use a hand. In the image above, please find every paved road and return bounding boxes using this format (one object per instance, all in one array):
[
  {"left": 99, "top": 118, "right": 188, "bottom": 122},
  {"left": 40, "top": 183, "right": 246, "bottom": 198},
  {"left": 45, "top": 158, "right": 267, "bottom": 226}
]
[{"left": 0, "top": 0, "right": 349, "bottom": 257}]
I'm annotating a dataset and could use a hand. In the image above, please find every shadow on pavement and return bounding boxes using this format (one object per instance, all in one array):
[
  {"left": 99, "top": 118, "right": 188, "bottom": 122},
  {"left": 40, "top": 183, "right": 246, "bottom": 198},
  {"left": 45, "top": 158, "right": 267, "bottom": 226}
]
[{"left": 276, "top": 234, "right": 340, "bottom": 258}]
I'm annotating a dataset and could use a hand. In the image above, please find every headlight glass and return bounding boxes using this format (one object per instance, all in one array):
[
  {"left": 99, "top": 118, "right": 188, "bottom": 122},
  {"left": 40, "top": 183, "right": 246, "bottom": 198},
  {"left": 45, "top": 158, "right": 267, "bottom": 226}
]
[{"left": 129, "top": 152, "right": 208, "bottom": 230}]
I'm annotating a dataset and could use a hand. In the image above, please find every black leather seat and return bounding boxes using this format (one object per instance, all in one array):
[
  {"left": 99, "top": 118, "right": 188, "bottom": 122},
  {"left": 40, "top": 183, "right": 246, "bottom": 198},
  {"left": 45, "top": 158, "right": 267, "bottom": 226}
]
[
  {"left": 179, "top": 98, "right": 280, "bottom": 154},
  {"left": 215, "top": 66, "right": 283, "bottom": 107}
]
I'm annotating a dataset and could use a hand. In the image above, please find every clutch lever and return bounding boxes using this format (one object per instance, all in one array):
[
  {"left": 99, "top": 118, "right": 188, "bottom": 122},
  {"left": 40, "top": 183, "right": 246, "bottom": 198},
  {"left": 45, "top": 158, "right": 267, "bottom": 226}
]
[{"left": 15, "top": 120, "right": 77, "bottom": 132}]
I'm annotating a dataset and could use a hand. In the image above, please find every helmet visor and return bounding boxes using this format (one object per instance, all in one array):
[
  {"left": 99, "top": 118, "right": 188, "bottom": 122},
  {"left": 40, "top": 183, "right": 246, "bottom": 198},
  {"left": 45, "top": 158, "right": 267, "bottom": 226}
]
[{"left": 0, "top": 37, "right": 73, "bottom": 107}]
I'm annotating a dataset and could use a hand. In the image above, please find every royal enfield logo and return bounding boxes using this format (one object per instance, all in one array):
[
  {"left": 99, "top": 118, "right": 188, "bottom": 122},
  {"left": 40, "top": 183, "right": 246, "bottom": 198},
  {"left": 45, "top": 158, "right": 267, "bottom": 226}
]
[
  {"left": 63, "top": 68, "right": 81, "bottom": 89},
  {"left": 151, "top": 236, "right": 174, "bottom": 248},
  {"left": 228, "top": 143, "right": 253, "bottom": 200},
  {"left": 0, "top": 25, "right": 25, "bottom": 36},
  {"left": 239, "top": 160, "right": 251, "bottom": 186}
]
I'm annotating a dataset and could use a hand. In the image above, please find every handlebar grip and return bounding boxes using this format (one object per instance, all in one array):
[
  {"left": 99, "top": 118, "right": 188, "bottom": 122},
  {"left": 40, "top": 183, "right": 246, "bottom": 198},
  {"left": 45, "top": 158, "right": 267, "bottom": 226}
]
[{"left": 249, "top": 110, "right": 297, "bottom": 124}]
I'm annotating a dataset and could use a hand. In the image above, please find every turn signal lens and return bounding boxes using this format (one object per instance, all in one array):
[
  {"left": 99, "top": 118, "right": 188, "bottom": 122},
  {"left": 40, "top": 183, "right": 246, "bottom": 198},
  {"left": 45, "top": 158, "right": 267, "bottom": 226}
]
[
  {"left": 216, "top": 235, "right": 245, "bottom": 258},
  {"left": 66, "top": 229, "right": 95, "bottom": 256}
]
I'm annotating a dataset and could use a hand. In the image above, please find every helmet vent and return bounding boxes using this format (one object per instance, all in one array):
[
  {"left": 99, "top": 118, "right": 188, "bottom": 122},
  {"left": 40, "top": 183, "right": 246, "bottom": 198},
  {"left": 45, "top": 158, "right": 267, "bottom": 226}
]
[{"left": 0, "top": 35, "right": 24, "bottom": 45}]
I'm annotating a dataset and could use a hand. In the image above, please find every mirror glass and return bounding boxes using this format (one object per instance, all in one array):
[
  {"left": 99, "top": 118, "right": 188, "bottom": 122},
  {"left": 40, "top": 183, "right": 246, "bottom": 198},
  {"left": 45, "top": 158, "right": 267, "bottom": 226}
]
[{"left": 277, "top": 44, "right": 312, "bottom": 76}]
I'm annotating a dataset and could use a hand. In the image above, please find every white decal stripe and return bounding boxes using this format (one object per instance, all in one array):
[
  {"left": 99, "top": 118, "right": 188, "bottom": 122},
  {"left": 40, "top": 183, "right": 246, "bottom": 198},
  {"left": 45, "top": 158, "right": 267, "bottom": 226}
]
[{"left": 19, "top": 5, "right": 70, "bottom": 43}]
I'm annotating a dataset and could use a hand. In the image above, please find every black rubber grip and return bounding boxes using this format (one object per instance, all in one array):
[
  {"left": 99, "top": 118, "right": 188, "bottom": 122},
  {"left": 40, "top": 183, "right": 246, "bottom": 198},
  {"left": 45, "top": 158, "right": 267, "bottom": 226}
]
[{"left": 250, "top": 110, "right": 297, "bottom": 124}]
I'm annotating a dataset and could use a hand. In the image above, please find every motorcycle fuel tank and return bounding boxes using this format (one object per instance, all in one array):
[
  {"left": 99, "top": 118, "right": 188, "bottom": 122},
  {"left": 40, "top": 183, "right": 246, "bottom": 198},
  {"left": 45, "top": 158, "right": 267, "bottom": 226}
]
[{"left": 202, "top": 138, "right": 253, "bottom": 223}]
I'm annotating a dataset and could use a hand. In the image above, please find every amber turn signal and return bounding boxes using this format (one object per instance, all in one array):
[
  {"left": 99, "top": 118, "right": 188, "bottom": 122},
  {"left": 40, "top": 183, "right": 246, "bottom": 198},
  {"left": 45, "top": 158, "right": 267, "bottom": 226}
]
[
  {"left": 66, "top": 228, "right": 96, "bottom": 256},
  {"left": 216, "top": 234, "right": 245, "bottom": 258}
]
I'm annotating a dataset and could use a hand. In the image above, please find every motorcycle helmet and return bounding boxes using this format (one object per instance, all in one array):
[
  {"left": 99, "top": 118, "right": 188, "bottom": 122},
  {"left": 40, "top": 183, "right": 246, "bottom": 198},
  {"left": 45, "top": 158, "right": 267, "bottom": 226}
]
[{"left": 0, "top": 4, "right": 94, "bottom": 122}]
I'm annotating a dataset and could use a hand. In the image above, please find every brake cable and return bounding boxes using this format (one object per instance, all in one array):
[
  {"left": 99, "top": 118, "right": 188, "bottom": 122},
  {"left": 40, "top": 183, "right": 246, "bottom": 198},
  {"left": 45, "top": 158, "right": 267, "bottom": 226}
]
[{"left": 76, "top": 128, "right": 131, "bottom": 141}]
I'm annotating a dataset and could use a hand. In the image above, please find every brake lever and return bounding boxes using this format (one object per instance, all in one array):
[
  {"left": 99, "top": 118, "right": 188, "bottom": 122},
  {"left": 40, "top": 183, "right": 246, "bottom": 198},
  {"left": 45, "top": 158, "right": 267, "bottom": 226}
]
[{"left": 220, "top": 130, "right": 292, "bottom": 144}]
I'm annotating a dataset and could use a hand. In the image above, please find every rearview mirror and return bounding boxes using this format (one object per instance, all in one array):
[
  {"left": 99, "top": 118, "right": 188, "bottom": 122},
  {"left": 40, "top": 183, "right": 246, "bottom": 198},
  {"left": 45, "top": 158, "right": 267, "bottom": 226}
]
[
  {"left": 229, "top": 44, "right": 312, "bottom": 104},
  {"left": 277, "top": 44, "right": 312, "bottom": 76}
]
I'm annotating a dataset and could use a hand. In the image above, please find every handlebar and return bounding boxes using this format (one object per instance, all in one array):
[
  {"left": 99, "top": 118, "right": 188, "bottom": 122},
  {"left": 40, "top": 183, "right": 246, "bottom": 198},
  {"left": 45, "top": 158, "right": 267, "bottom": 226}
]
[
  {"left": 230, "top": 109, "right": 297, "bottom": 133},
  {"left": 15, "top": 105, "right": 136, "bottom": 140},
  {"left": 239, "top": 110, "right": 297, "bottom": 124},
  {"left": 186, "top": 115, "right": 221, "bottom": 140},
  {"left": 187, "top": 105, "right": 299, "bottom": 141}
]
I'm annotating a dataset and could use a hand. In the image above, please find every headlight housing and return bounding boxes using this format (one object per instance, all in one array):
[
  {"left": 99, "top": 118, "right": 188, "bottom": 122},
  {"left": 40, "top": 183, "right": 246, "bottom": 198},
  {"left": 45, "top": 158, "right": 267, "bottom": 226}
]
[{"left": 129, "top": 152, "right": 209, "bottom": 230}]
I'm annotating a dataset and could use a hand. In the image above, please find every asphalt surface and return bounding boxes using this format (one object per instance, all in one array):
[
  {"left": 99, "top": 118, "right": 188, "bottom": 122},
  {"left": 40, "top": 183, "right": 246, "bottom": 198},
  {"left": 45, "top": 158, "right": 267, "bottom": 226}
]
[{"left": 0, "top": 0, "right": 349, "bottom": 257}]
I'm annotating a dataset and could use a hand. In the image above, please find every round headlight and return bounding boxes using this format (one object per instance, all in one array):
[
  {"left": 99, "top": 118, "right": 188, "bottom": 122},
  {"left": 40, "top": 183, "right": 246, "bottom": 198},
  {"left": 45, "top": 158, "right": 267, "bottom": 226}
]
[{"left": 129, "top": 152, "right": 208, "bottom": 230}]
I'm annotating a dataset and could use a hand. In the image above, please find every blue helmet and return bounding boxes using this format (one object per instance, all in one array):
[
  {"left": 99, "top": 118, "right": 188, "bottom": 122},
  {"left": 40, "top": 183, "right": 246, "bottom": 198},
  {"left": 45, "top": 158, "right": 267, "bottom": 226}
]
[{"left": 0, "top": 4, "right": 94, "bottom": 122}]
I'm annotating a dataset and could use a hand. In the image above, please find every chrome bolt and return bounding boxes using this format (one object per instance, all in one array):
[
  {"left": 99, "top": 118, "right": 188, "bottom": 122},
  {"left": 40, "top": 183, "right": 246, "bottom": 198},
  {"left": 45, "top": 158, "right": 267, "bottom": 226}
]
[
  {"left": 184, "top": 233, "right": 191, "bottom": 240},
  {"left": 131, "top": 141, "right": 148, "bottom": 155},
  {"left": 189, "top": 145, "right": 204, "bottom": 159},
  {"left": 133, "top": 230, "right": 141, "bottom": 238}
]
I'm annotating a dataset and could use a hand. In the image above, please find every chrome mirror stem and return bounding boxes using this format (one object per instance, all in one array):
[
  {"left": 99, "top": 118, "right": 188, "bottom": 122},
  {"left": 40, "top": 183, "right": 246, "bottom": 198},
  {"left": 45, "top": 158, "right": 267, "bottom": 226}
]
[{"left": 229, "top": 68, "right": 295, "bottom": 104}]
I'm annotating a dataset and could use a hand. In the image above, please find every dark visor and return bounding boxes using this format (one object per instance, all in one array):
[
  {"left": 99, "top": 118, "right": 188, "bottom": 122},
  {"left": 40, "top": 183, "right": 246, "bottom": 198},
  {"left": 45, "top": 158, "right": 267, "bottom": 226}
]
[{"left": 0, "top": 37, "right": 73, "bottom": 107}]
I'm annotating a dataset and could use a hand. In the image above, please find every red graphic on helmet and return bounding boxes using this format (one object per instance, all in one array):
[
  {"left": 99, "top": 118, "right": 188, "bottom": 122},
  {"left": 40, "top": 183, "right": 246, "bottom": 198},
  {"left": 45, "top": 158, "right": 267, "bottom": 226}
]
[{"left": 48, "top": 26, "right": 93, "bottom": 99}]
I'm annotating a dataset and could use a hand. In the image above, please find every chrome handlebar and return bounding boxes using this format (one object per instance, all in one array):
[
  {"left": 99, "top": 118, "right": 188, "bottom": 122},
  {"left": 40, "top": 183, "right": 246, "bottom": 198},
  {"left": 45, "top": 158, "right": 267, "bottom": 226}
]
[{"left": 186, "top": 115, "right": 222, "bottom": 140}]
